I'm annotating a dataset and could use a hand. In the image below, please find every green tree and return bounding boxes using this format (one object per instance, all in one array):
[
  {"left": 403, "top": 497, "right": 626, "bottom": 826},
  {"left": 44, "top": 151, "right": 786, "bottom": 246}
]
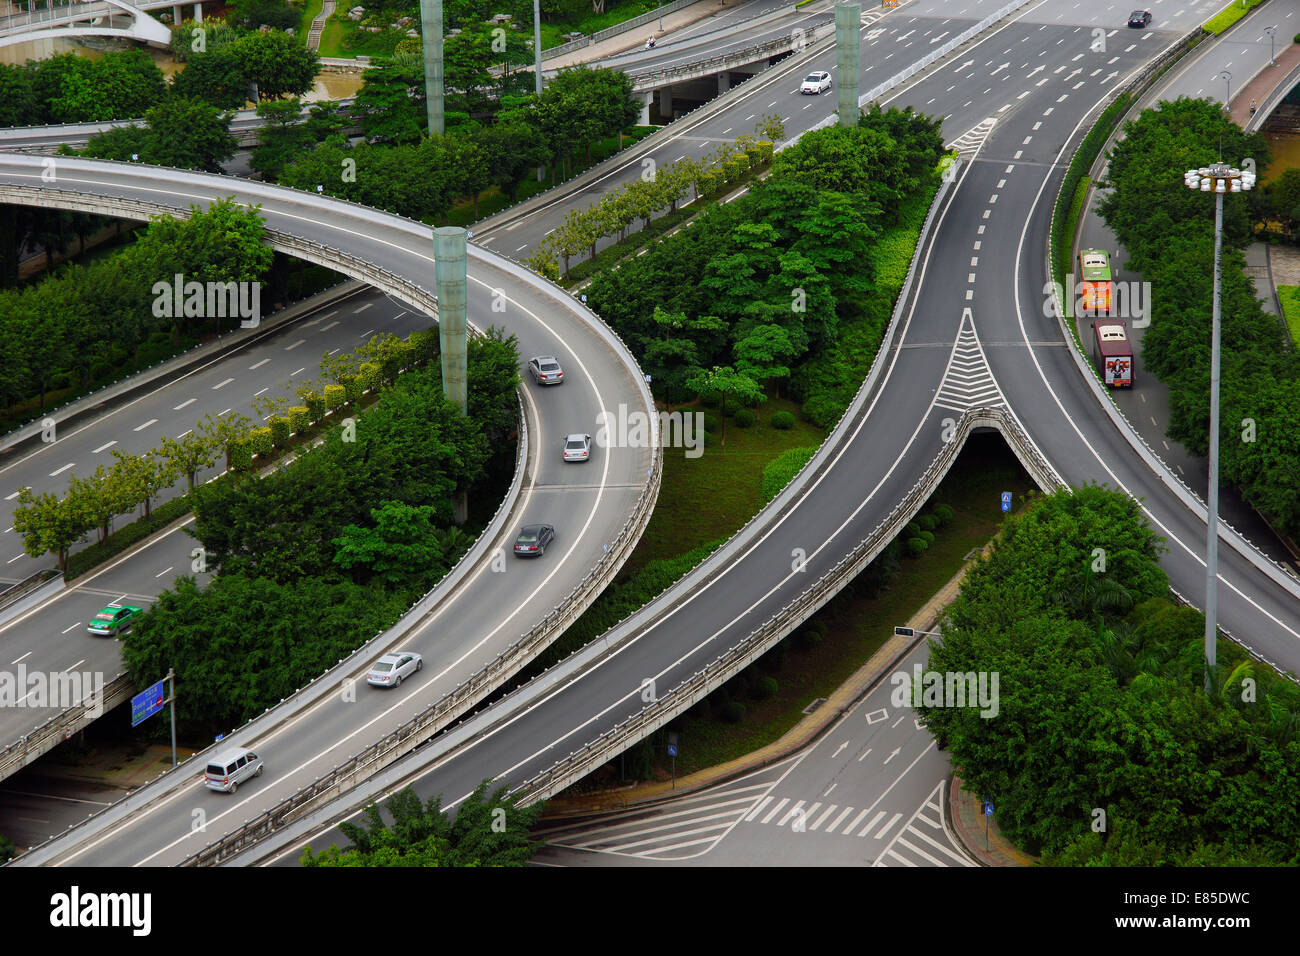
[{"left": 687, "top": 365, "right": 764, "bottom": 445}]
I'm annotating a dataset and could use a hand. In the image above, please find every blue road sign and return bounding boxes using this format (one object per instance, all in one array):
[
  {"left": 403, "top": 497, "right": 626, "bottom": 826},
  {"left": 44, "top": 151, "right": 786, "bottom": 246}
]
[
  {"left": 130, "top": 679, "right": 166, "bottom": 728},
  {"left": 667, "top": 744, "right": 678, "bottom": 757},
  {"left": 1000, "top": 492, "right": 1012, "bottom": 513},
  {"left": 984, "top": 802, "right": 994, "bottom": 817}
]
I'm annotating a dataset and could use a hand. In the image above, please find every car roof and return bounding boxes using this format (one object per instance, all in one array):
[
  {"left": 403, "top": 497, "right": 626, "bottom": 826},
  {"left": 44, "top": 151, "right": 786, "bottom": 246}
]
[
  {"left": 565, "top": 433, "right": 589, "bottom": 441},
  {"left": 519, "top": 524, "right": 545, "bottom": 533},
  {"left": 531, "top": 355, "right": 558, "bottom": 363},
  {"left": 209, "top": 746, "right": 256, "bottom": 765}
]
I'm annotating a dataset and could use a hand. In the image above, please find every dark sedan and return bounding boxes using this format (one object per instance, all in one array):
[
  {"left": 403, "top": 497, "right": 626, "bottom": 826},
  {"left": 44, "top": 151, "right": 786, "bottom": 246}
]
[
  {"left": 513, "top": 524, "right": 555, "bottom": 557},
  {"left": 1127, "top": 10, "right": 1152, "bottom": 27}
]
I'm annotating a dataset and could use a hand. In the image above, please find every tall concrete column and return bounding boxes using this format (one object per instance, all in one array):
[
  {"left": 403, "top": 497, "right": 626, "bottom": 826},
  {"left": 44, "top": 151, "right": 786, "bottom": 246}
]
[
  {"left": 835, "top": 2, "right": 860, "bottom": 126},
  {"left": 173, "top": 5, "right": 182, "bottom": 25},
  {"left": 658, "top": 85, "right": 673, "bottom": 120},
  {"left": 434, "top": 226, "right": 468, "bottom": 522},
  {"left": 637, "top": 90, "right": 652, "bottom": 125},
  {"left": 433, "top": 226, "right": 468, "bottom": 415},
  {"left": 419, "top": 0, "right": 444, "bottom": 135},
  {"left": 193, "top": 1, "right": 201, "bottom": 23},
  {"left": 717, "top": 71, "right": 730, "bottom": 94}
]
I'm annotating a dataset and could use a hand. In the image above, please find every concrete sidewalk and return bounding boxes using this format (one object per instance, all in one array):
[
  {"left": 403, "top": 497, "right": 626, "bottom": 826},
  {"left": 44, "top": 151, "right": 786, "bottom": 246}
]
[
  {"left": 947, "top": 775, "right": 1037, "bottom": 866},
  {"left": 1231, "top": 33, "right": 1300, "bottom": 127}
]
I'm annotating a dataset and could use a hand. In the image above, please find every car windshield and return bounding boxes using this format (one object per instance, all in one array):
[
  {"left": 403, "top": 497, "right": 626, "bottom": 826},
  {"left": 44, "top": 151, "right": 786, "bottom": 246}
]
[
  {"left": 541, "top": 363, "right": 559, "bottom": 372},
  {"left": 566, "top": 440, "right": 585, "bottom": 448},
  {"left": 206, "top": 764, "right": 224, "bottom": 776},
  {"left": 518, "top": 531, "right": 539, "bottom": 543},
  {"left": 373, "top": 661, "right": 393, "bottom": 672},
  {"left": 805, "top": 75, "right": 820, "bottom": 82}
]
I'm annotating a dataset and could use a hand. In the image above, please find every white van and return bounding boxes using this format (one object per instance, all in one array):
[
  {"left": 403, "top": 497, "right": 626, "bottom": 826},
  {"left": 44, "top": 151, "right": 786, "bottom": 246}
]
[{"left": 204, "top": 746, "right": 263, "bottom": 793}]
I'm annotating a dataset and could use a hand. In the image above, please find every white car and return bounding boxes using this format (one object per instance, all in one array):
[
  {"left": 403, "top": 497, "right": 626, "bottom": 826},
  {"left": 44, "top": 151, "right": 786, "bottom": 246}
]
[
  {"left": 366, "top": 651, "right": 423, "bottom": 687},
  {"left": 801, "top": 71, "right": 832, "bottom": 95},
  {"left": 563, "top": 433, "right": 592, "bottom": 462}
]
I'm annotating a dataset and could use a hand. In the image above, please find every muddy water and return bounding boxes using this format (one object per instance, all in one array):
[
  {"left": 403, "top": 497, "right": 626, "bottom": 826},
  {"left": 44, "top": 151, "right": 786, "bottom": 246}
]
[{"left": 1264, "top": 131, "right": 1300, "bottom": 182}]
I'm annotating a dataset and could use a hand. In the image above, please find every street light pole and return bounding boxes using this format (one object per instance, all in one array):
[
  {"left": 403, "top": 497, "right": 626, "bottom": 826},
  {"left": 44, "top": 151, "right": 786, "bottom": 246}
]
[
  {"left": 1183, "top": 163, "right": 1256, "bottom": 694},
  {"left": 1220, "top": 69, "right": 1231, "bottom": 106},
  {"left": 1266, "top": 25, "right": 1276, "bottom": 66}
]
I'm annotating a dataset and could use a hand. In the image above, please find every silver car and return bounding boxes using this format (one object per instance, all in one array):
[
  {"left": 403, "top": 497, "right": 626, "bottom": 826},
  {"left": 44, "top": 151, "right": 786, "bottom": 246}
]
[
  {"left": 366, "top": 651, "right": 423, "bottom": 688},
  {"left": 563, "top": 433, "right": 592, "bottom": 462}
]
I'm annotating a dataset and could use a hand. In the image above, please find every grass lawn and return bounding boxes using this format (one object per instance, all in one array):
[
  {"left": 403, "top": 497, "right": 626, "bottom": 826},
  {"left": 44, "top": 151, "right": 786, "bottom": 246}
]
[
  {"left": 620, "top": 395, "right": 826, "bottom": 576},
  {"left": 1277, "top": 284, "right": 1300, "bottom": 345},
  {"left": 573, "top": 435, "right": 1037, "bottom": 785},
  {"left": 300, "top": 0, "right": 323, "bottom": 38}
]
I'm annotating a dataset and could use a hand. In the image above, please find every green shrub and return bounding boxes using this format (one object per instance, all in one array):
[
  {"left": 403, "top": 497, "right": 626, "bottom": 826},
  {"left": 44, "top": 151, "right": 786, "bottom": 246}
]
[
  {"left": 761, "top": 446, "right": 817, "bottom": 502},
  {"left": 249, "top": 426, "right": 273, "bottom": 457},
  {"left": 269, "top": 416, "right": 290, "bottom": 448},
  {"left": 907, "top": 537, "right": 928, "bottom": 557},
  {"left": 357, "top": 361, "right": 381, "bottom": 392},
  {"left": 229, "top": 438, "right": 254, "bottom": 471},
  {"left": 697, "top": 168, "right": 720, "bottom": 197},
  {"left": 340, "top": 373, "right": 362, "bottom": 403},
  {"left": 723, "top": 159, "right": 744, "bottom": 184},
  {"left": 303, "top": 392, "right": 326, "bottom": 423},
  {"left": 905, "top": 521, "right": 921, "bottom": 538},
  {"left": 733, "top": 408, "right": 756, "bottom": 427},
  {"left": 701, "top": 414, "right": 719, "bottom": 433},
  {"left": 719, "top": 700, "right": 746, "bottom": 723},
  {"left": 65, "top": 494, "right": 194, "bottom": 581},
  {"left": 750, "top": 676, "right": 778, "bottom": 700},
  {"left": 288, "top": 405, "right": 310, "bottom": 434},
  {"left": 920, "top": 529, "right": 935, "bottom": 545},
  {"left": 917, "top": 514, "right": 938, "bottom": 532},
  {"left": 933, "top": 503, "right": 955, "bottom": 526},
  {"left": 324, "top": 383, "right": 346, "bottom": 411},
  {"left": 698, "top": 391, "right": 721, "bottom": 409},
  {"left": 770, "top": 410, "right": 795, "bottom": 429},
  {"left": 409, "top": 329, "right": 438, "bottom": 364}
]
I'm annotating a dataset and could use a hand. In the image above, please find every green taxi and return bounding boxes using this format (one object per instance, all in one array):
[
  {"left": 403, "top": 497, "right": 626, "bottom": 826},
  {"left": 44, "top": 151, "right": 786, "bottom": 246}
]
[{"left": 87, "top": 603, "right": 143, "bottom": 637}]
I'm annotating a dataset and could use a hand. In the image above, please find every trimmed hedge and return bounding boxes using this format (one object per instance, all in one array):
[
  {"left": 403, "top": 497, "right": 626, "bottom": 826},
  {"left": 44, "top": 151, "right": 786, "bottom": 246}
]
[
  {"left": 733, "top": 407, "right": 755, "bottom": 427},
  {"left": 269, "top": 416, "right": 290, "bottom": 448},
  {"left": 304, "top": 392, "right": 326, "bottom": 423},
  {"left": 324, "top": 383, "right": 346, "bottom": 411},
  {"left": 288, "top": 405, "right": 310, "bottom": 434},
  {"left": 250, "top": 426, "right": 273, "bottom": 457},
  {"left": 770, "top": 410, "right": 795, "bottom": 429},
  {"left": 65, "top": 494, "right": 194, "bottom": 581},
  {"left": 761, "top": 446, "right": 817, "bottom": 503}
]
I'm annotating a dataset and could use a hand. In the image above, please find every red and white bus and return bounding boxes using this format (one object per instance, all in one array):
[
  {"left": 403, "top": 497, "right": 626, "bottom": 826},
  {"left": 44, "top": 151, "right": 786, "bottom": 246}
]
[{"left": 1092, "top": 319, "right": 1133, "bottom": 388}]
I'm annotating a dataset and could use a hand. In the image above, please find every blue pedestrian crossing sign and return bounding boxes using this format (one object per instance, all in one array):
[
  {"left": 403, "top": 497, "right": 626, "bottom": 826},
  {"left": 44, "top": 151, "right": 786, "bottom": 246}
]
[
  {"left": 130, "top": 679, "right": 166, "bottom": 728},
  {"left": 667, "top": 744, "right": 678, "bottom": 757},
  {"left": 1000, "top": 491, "right": 1012, "bottom": 512},
  {"left": 984, "top": 801, "right": 994, "bottom": 817}
]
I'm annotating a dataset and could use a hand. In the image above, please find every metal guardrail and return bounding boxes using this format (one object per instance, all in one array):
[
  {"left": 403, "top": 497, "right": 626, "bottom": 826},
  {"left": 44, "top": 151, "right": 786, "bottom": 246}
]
[
  {"left": 511, "top": 408, "right": 1053, "bottom": 804},
  {"left": 1044, "top": 23, "right": 1300, "bottom": 597},
  {"left": 4, "top": 168, "right": 660, "bottom": 865},
  {"left": 0, "top": 671, "right": 133, "bottom": 782},
  {"left": 629, "top": 20, "right": 833, "bottom": 89},
  {"left": 180, "top": 437, "right": 661, "bottom": 865},
  {"left": 542, "top": 0, "right": 701, "bottom": 60},
  {"left": 0, "top": 567, "right": 58, "bottom": 616},
  {"left": 1039, "top": 23, "right": 1300, "bottom": 674}
]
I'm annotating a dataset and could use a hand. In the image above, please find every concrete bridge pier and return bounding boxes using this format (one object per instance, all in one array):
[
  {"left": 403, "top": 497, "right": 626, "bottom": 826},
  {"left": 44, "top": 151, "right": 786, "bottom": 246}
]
[
  {"left": 658, "top": 85, "right": 673, "bottom": 120},
  {"left": 637, "top": 90, "right": 652, "bottom": 126},
  {"left": 194, "top": 2, "right": 201, "bottom": 22},
  {"left": 717, "top": 71, "right": 730, "bottom": 94}
]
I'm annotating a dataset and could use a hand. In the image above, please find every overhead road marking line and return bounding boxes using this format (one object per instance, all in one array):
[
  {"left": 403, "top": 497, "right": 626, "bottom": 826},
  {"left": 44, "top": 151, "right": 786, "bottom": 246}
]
[{"left": 133, "top": 419, "right": 157, "bottom": 432}]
